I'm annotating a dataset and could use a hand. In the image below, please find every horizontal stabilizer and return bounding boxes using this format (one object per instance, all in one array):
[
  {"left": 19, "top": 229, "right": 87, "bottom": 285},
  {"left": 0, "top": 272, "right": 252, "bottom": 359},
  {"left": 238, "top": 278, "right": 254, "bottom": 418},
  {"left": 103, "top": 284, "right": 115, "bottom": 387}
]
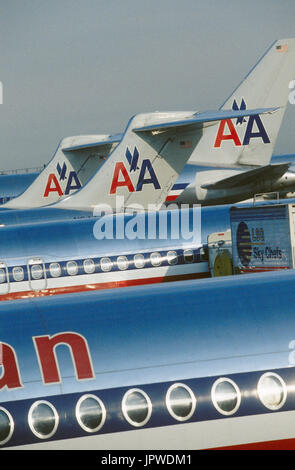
[
  {"left": 133, "top": 107, "right": 279, "bottom": 132},
  {"left": 62, "top": 133, "right": 122, "bottom": 152},
  {"left": 201, "top": 163, "right": 290, "bottom": 190}
]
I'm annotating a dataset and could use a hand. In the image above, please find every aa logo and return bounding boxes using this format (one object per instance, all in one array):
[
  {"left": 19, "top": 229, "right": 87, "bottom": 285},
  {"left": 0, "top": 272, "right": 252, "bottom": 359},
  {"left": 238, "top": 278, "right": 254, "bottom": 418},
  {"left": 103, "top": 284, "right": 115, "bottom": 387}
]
[
  {"left": 43, "top": 163, "right": 82, "bottom": 197},
  {"left": 214, "top": 99, "right": 270, "bottom": 148},
  {"left": 110, "top": 147, "right": 160, "bottom": 194}
]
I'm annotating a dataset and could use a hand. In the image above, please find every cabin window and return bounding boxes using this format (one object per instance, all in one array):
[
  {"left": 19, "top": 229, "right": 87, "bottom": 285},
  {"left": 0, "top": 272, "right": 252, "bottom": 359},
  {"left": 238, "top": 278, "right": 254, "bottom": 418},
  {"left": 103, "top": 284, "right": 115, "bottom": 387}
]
[
  {"left": 0, "top": 268, "right": 6, "bottom": 284},
  {"left": 49, "top": 262, "right": 61, "bottom": 278},
  {"left": 150, "top": 252, "right": 162, "bottom": 267},
  {"left": 12, "top": 266, "right": 24, "bottom": 282},
  {"left": 0, "top": 408, "right": 14, "bottom": 445},
  {"left": 0, "top": 264, "right": 9, "bottom": 294},
  {"left": 117, "top": 255, "right": 129, "bottom": 271},
  {"left": 66, "top": 261, "right": 78, "bottom": 276},
  {"left": 122, "top": 389, "right": 152, "bottom": 427},
  {"left": 83, "top": 259, "right": 95, "bottom": 274},
  {"left": 100, "top": 257, "right": 113, "bottom": 272},
  {"left": 211, "top": 378, "right": 241, "bottom": 415},
  {"left": 76, "top": 394, "right": 106, "bottom": 433},
  {"left": 167, "top": 250, "right": 178, "bottom": 266},
  {"left": 183, "top": 249, "right": 194, "bottom": 263},
  {"left": 31, "top": 264, "right": 43, "bottom": 280},
  {"left": 166, "top": 383, "right": 196, "bottom": 421},
  {"left": 257, "top": 372, "right": 287, "bottom": 410},
  {"left": 28, "top": 401, "right": 59, "bottom": 439},
  {"left": 134, "top": 254, "right": 145, "bottom": 269}
]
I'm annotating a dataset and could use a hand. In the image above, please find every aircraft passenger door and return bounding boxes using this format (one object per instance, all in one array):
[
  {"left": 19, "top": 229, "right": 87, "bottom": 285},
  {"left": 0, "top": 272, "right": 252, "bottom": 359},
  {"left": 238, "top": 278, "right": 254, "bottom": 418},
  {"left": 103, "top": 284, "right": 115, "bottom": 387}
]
[
  {"left": 27, "top": 257, "right": 47, "bottom": 291},
  {"left": 0, "top": 262, "right": 9, "bottom": 294}
]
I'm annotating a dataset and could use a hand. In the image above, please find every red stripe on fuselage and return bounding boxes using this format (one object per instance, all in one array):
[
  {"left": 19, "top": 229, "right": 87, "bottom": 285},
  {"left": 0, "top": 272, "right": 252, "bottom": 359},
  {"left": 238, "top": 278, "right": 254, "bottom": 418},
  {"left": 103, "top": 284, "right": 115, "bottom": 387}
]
[
  {"left": 241, "top": 266, "right": 290, "bottom": 273},
  {"left": 0, "top": 271, "right": 209, "bottom": 301},
  {"left": 213, "top": 437, "right": 295, "bottom": 450}
]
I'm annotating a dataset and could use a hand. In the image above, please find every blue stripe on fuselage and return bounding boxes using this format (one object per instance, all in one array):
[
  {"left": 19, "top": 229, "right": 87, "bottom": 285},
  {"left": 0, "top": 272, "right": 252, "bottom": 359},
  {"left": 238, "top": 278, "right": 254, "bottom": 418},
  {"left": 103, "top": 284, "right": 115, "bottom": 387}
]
[{"left": 2, "top": 365, "right": 294, "bottom": 448}]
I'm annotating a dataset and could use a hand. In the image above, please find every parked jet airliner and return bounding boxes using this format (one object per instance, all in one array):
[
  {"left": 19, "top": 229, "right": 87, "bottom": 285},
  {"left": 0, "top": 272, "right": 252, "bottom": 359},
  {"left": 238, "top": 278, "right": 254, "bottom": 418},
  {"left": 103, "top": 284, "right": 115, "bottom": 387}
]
[
  {"left": 1, "top": 270, "right": 295, "bottom": 449},
  {"left": 3, "top": 195, "right": 295, "bottom": 301},
  {"left": 0, "top": 38, "right": 291, "bottom": 225},
  {"left": 175, "top": 37, "right": 295, "bottom": 205},
  {"left": 0, "top": 134, "right": 121, "bottom": 209},
  {"left": 0, "top": 205, "right": 229, "bottom": 300}
]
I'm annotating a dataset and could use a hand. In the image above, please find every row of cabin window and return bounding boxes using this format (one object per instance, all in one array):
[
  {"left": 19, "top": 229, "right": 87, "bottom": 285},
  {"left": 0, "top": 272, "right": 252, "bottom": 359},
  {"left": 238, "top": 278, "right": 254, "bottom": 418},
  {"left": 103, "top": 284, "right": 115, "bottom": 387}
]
[
  {"left": 0, "top": 372, "right": 288, "bottom": 445},
  {"left": 0, "top": 249, "right": 195, "bottom": 283}
]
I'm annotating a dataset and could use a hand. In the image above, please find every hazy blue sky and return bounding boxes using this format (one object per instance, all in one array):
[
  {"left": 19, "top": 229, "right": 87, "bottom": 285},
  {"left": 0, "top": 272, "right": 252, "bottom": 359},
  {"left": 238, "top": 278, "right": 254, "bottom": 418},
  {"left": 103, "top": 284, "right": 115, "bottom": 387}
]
[{"left": 1, "top": 0, "right": 295, "bottom": 169}]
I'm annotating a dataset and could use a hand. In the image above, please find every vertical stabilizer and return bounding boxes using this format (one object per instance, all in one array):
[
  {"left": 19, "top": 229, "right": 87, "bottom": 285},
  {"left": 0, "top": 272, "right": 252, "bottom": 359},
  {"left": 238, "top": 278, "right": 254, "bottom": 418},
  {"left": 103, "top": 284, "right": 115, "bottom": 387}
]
[
  {"left": 2, "top": 135, "right": 119, "bottom": 209},
  {"left": 188, "top": 38, "right": 295, "bottom": 167}
]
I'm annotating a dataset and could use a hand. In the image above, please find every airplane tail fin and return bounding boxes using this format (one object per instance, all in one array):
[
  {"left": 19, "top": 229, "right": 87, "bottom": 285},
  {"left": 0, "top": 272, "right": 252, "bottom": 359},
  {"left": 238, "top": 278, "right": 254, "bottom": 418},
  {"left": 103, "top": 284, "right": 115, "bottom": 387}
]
[
  {"left": 189, "top": 38, "right": 295, "bottom": 167},
  {"left": 2, "top": 134, "right": 120, "bottom": 209},
  {"left": 55, "top": 106, "right": 277, "bottom": 211}
]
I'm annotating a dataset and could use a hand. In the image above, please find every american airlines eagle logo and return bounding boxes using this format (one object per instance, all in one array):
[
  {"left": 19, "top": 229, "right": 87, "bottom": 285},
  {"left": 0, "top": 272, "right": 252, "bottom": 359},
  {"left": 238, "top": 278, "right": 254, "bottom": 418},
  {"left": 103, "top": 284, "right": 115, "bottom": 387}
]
[
  {"left": 232, "top": 98, "right": 247, "bottom": 124},
  {"left": 43, "top": 162, "right": 82, "bottom": 198},
  {"left": 125, "top": 146, "right": 140, "bottom": 172},
  {"left": 110, "top": 147, "right": 160, "bottom": 194},
  {"left": 214, "top": 98, "right": 271, "bottom": 148}
]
